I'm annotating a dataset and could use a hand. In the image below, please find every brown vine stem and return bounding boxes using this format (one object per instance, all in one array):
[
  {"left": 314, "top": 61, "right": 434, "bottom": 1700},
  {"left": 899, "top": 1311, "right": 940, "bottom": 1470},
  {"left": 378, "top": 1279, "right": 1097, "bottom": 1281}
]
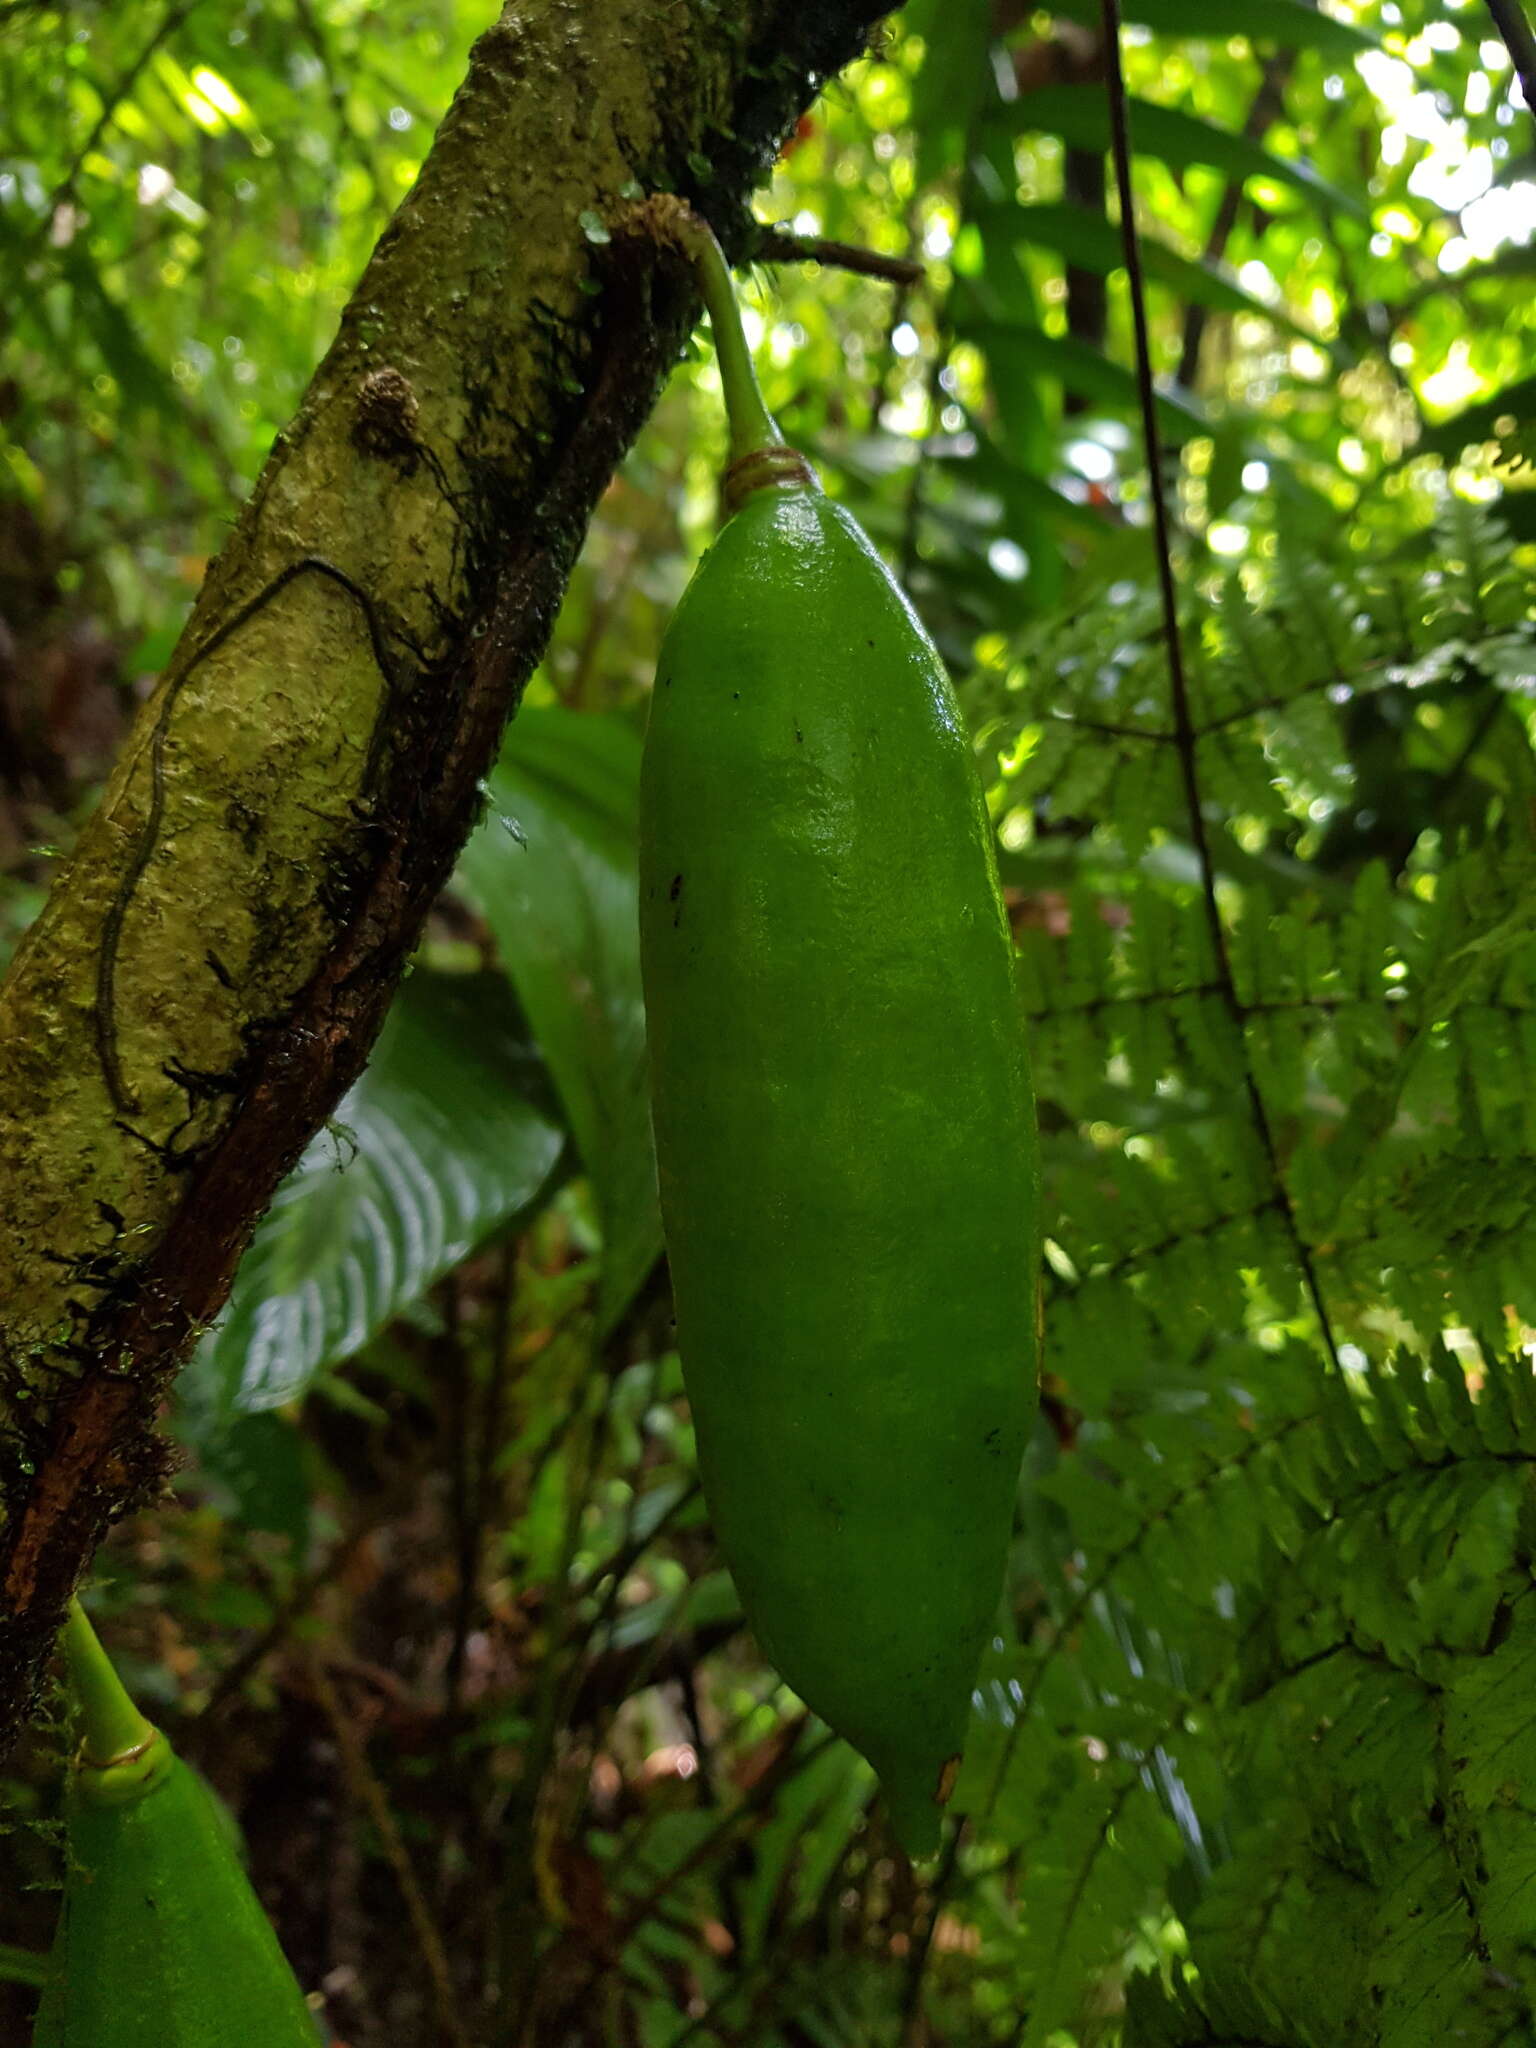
[
  {"left": 749, "top": 224, "right": 924, "bottom": 286},
  {"left": 1098, "top": 0, "right": 1341, "bottom": 1372}
]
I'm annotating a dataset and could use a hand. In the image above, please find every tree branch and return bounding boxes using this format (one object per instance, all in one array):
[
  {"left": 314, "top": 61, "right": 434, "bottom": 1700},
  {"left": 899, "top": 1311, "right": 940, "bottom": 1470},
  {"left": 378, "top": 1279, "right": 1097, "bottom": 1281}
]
[
  {"left": 0, "top": 0, "right": 895, "bottom": 1740},
  {"left": 1484, "top": 0, "right": 1536, "bottom": 153},
  {"left": 749, "top": 223, "right": 924, "bottom": 285}
]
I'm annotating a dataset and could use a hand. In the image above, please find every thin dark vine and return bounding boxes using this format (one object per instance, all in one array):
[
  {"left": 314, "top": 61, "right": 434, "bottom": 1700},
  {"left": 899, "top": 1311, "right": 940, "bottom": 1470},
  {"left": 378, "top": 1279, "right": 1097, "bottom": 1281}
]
[{"left": 1098, "top": 0, "right": 1341, "bottom": 1373}]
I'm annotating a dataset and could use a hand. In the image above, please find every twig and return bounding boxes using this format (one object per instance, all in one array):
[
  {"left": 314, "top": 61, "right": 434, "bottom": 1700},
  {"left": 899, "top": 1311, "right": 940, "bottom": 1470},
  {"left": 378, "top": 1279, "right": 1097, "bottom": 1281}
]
[
  {"left": 1485, "top": 0, "right": 1536, "bottom": 151},
  {"left": 1099, "top": 0, "right": 1341, "bottom": 1371},
  {"left": 307, "top": 1650, "right": 477, "bottom": 2048},
  {"left": 750, "top": 224, "right": 924, "bottom": 286}
]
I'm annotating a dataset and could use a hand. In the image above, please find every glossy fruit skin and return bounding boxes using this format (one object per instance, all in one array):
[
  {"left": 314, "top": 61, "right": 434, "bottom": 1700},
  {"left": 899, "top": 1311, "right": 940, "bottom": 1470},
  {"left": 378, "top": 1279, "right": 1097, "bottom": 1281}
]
[
  {"left": 33, "top": 1749, "right": 318, "bottom": 2048},
  {"left": 639, "top": 480, "right": 1038, "bottom": 1856}
]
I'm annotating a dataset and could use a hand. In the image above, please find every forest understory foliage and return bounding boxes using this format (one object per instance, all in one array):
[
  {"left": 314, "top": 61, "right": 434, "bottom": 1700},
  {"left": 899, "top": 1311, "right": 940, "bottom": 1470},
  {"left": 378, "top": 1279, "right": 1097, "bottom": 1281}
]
[{"left": 2, "top": 0, "right": 1536, "bottom": 2044}]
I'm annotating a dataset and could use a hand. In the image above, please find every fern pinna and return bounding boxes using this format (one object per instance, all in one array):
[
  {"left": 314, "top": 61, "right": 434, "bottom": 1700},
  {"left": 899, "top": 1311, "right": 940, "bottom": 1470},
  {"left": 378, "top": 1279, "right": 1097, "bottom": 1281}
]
[{"left": 937, "top": 504, "right": 1536, "bottom": 2045}]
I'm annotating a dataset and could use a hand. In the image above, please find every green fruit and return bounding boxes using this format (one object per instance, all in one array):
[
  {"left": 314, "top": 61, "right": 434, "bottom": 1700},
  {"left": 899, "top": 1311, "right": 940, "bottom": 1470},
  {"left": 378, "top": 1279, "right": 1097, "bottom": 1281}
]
[
  {"left": 34, "top": 1605, "right": 318, "bottom": 2048},
  {"left": 638, "top": 216, "right": 1038, "bottom": 1857}
]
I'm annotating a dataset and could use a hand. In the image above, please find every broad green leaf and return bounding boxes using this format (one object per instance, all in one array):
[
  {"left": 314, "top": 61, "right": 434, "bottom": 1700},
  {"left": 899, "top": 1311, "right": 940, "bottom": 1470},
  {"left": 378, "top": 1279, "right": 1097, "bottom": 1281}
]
[
  {"left": 965, "top": 128, "right": 1061, "bottom": 545},
  {"left": 956, "top": 437, "right": 1119, "bottom": 542},
  {"left": 54, "top": 250, "right": 190, "bottom": 427},
  {"left": 456, "top": 706, "right": 662, "bottom": 1335},
  {"left": 1014, "top": 85, "right": 1367, "bottom": 219},
  {"left": 981, "top": 202, "right": 1324, "bottom": 341},
  {"left": 178, "top": 1409, "right": 312, "bottom": 1550},
  {"left": 603, "top": 1570, "right": 740, "bottom": 1656},
  {"left": 1050, "top": 0, "right": 1379, "bottom": 55},
  {"left": 1206, "top": 419, "right": 1247, "bottom": 515},
  {"left": 838, "top": 429, "right": 1105, "bottom": 541},
  {"left": 192, "top": 969, "right": 564, "bottom": 1418},
  {"left": 957, "top": 315, "right": 1211, "bottom": 439},
  {"left": 735, "top": 1738, "right": 873, "bottom": 1964},
  {"left": 906, "top": 0, "right": 995, "bottom": 189}
]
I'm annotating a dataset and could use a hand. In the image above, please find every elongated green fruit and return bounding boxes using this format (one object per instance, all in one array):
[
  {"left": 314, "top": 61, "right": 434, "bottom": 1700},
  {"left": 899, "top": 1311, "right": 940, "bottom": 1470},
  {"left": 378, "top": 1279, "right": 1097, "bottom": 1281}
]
[
  {"left": 638, "top": 212, "right": 1039, "bottom": 1857},
  {"left": 33, "top": 1602, "right": 318, "bottom": 2048}
]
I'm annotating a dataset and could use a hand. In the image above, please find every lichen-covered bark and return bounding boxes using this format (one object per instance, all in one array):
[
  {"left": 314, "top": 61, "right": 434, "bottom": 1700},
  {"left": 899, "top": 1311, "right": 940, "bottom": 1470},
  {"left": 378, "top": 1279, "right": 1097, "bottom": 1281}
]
[{"left": 0, "top": 0, "right": 893, "bottom": 1737}]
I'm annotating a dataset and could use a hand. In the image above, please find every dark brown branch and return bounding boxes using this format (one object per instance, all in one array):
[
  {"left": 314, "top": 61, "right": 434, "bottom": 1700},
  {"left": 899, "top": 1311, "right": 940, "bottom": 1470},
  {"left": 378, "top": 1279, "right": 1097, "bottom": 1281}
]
[
  {"left": 750, "top": 224, "right": 924, "bottom": 286},
  {"left": 1485, "top": 0, "right": 1536, "bottom": 153}
]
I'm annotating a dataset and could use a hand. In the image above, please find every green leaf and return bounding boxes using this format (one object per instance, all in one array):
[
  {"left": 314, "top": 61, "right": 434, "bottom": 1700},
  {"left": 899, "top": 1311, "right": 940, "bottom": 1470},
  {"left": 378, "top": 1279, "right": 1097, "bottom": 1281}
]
[
  {"left": 735, "top": 1739, "right": 873, "bottom": 1964},
  {"left": 906, "top": 0, "right": 995, "bottom": 189},
  {"left": 955, "top": 437, "right": 1117, "bottom": 543},
  {"left": 1414, "top": 373, "right": 1536, "bottom": 460},
  {"left": 456, "top": 706, "right": 662, "bottom": 1335},
  {"left": 1050, "top": 0, "right": 1379, "bottom": 54},
  {"left": 1013, "top": 84, "right": 1368, "bottom": 219},
  {"left": 54, "top": 249, "right": 190, "bottom": 426},
  {"left": 178, "top": 1409, "right": 313, "bottom": 1550},
  {"left": 191, "top": 969, "right": 564, "bottom": 1418},
  {"left": 1396, "top": 242, "right": 1536, "bottom": 316},
  {"left": 978, "top": 201, "right": 1325, "bottom": 340},
  {"left": 0, "top": 1944, "right": 48, "bottom": 1990},
  {"left": 956, "top": 313, "right": 1211, "bottom": 439}
]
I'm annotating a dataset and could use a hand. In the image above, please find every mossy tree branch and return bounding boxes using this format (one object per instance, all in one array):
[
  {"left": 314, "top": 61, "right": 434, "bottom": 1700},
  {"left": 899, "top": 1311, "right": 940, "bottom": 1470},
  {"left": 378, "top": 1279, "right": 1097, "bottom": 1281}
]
[{"left": 0, "top": 0, "right": 894, "bottom": 1738}]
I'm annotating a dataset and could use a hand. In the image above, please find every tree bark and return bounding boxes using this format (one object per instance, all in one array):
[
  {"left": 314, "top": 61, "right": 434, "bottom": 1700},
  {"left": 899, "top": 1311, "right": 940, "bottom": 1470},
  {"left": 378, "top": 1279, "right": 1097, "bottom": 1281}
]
[{"left": 0, "top": 0, "right": 893, "bottom": 1739}]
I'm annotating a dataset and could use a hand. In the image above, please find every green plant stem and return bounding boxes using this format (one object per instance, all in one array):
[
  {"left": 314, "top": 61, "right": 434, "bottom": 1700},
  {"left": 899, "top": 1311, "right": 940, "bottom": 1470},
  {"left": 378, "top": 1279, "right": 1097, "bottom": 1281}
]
[
  {"left": 0, "top": 1942, "right": 48, "bottom": 1989},
  {"left": 60, "top": 1600, "right": 156, "bottom": 1768},
  {"left": 668, "top": 212, "right": 783, "bottom": 462}
]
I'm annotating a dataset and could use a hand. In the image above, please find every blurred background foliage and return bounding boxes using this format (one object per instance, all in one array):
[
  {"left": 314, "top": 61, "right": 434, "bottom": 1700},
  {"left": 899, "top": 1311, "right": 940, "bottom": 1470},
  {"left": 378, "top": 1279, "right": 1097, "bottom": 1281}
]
[{"left": 2, "top": 0, "right": 1536, "bottom": 2043}]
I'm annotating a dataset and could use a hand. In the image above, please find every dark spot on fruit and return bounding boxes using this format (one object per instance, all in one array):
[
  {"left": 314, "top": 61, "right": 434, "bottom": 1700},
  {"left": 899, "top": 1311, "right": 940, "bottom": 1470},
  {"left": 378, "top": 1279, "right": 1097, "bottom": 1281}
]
[
  {"left": 669, "top": 874, "right": 683, "bottom": 901},
  {"left": 794, "top": 727, "right": 804, "bottom": 743},
  {"left": 866, "top": 638, "right": 874, "bottom": 648},
  {"left": 661, "top": 674, "right": 672, "bottom": 688}
]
